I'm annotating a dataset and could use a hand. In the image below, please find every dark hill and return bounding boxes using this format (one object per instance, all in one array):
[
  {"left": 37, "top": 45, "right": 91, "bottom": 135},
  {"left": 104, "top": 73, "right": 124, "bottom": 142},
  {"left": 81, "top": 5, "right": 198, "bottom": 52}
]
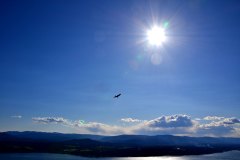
[{"left": 0, "top": 131, "right": 240, "bottom": 157}]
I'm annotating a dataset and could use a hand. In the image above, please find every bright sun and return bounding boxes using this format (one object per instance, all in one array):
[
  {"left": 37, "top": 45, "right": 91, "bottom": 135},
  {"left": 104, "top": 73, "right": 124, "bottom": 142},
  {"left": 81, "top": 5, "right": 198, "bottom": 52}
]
[{"left": 147, "top": 26, "right": 166, "bottom": 46}]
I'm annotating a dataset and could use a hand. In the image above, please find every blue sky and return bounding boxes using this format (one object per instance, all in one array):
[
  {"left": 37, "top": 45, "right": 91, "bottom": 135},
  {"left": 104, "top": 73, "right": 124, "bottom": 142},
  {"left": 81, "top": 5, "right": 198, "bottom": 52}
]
[{"left": 0, "top": 0, "right": 240, "bottom": 136}]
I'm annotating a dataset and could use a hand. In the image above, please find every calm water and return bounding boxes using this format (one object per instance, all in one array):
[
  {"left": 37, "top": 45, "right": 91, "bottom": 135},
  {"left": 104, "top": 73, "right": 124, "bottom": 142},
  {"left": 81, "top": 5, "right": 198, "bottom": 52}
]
[{"left": 0, "top": 151, "right": 239, "bottom": 160}]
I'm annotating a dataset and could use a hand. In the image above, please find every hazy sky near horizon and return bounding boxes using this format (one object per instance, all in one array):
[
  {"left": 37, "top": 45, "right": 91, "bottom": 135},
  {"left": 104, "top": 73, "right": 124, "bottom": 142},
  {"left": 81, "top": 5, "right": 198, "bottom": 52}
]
[{"left": 0, "top": 0, "right": 240, "bottom": 136}]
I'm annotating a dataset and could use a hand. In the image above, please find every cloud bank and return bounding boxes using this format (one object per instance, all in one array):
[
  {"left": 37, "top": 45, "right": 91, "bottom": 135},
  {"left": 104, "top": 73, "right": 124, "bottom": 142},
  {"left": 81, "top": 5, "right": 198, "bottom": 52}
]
[{"left": 32, "top": 114, "right": 240, "bottom": 137}]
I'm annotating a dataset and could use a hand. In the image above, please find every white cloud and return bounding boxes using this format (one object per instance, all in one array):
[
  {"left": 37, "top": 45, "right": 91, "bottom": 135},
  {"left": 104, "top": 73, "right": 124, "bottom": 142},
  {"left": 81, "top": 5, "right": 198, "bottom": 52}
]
[
  {"left": 31, "top": 117, "right": 124, "bottom": 134},
  {"left": 194, "top": 118, "right": 201, "bottom": 121},
  {"left": 32, "top": 117, "right": 70, "bottom": 124},
  {"left": 197, "top": 122, "right": 235, "bottom": 137},
  {"left": 121, "top": 118, "right": 142, "bottom": 123},
  {"left": 203, "top": 116, "right": 224, "bottom": 121},
  {"left": 82, "top": 122, "right": 131, "bottom": 135},
  {"left": 222, "top": 118, "right": 240, "bottom": 125},
  {"left": 11, "top": 115, "right": 22, "bottom": 119},
  {"left": 196, "top": 117, "right": 240, "bottom": 137},
  {"left": 146, "top": 115, "right": 194, "bottom": 128}
]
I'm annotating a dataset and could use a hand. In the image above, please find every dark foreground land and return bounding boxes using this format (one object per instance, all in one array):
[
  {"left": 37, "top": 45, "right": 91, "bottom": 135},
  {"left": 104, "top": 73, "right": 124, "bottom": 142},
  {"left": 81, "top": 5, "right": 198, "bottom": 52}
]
[{"left": 1, "top": 131, "right": 240, "bottom": 157}]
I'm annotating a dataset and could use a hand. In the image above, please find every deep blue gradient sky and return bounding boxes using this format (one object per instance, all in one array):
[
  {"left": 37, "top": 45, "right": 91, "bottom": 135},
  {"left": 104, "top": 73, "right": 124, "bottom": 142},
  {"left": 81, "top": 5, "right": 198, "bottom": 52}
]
[{"left": 0, "top": 0, "right": 240, "bottom": 134}]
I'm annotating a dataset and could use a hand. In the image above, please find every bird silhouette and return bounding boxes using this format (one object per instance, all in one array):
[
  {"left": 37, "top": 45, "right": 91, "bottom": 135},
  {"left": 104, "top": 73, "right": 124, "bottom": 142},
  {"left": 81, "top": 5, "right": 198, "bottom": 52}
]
[{"left": 114, "top": 93, "right": 121, "bottom": 98}]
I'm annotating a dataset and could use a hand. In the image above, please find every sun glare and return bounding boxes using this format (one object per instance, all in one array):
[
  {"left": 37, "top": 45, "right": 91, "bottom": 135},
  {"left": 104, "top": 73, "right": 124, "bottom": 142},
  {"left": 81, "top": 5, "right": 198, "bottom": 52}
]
[{"left": 147, "top": 26, "right": 166, "bottom": 46}]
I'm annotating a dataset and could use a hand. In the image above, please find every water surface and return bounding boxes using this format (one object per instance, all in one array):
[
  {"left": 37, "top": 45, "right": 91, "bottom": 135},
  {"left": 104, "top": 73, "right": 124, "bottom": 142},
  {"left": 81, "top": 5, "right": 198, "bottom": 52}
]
[{"left": 0, "top": 150, "right": 239, "bottom": 160}]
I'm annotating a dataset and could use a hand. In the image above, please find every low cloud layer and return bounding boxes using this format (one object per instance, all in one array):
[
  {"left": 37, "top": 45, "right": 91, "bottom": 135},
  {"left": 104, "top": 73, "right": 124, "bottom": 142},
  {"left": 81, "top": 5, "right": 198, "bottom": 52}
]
[{"left": 32, "top": 115, "right": 240, "bottom": 137}]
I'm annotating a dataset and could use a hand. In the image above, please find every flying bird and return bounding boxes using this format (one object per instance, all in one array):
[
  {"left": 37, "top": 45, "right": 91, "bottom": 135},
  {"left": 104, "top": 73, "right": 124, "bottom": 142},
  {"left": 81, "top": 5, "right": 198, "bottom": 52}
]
[{"left": 114, "top": 93, "right": 121, "bottom": 98}]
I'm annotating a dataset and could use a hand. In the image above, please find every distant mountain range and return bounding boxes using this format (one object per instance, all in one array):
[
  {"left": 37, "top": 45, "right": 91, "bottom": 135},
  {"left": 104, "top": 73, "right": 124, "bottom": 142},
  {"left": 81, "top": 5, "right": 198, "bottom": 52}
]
[{"left": 1, "top": 131, "right": 240, "bottom": 157}]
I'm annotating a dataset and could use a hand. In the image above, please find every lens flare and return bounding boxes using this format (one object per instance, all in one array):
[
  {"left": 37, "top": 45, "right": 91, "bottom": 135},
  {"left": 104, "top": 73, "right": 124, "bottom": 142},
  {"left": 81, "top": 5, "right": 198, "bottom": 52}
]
[{"left": 163, "top": 21, "right": 169, "bottom": 29}]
